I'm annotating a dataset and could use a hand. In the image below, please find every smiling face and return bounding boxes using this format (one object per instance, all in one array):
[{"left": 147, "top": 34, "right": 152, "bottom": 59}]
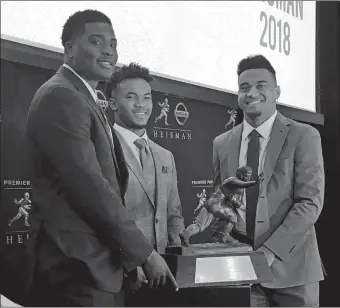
[
  {"left": 238, "top": 68, "right": 280, "bottom": 126},
  {"left": 65, "top": 22, "right": 118, "bottom": 88},
  {"left": 111, "top": 78, "right": 153, "bottom": 135}
]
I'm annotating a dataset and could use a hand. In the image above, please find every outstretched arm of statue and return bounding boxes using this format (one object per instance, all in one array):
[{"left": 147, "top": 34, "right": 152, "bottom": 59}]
[
  {"left": 222, "top": 178, "right": 256, "bottom": 189},
  {"left": 220, "top": 173, "right": 264, "bottom": 190}
]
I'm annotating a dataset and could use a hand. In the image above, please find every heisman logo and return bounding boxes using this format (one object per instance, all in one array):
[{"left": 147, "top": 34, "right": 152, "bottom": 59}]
[
  {"left": 225, "top": 109, "right": 238, "bottom": 130},
  {"left": 174, "top": 102, "right": 189, "bottom": 126},
  {"left": 8, "top": 192, "right": 32, "bottom": 228},
  {"left": 154, "top": 97, "right": 170, "bottom": 125}
]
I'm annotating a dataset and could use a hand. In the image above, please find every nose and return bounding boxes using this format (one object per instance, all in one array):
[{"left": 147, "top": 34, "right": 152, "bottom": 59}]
[
  {"left": 101, "top": 41, "right": 115, "bottom": 57},
  {"left": 135, "top": 97, "right": 146, "bottom": 107},
  {"left": 246, "top": 85, "right": 258, "bottom": 98}
]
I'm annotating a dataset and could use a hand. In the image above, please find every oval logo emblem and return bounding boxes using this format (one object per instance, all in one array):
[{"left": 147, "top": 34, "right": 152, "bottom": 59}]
[{"left": 174, "top": 102, "right": 189, "bottom": 126}]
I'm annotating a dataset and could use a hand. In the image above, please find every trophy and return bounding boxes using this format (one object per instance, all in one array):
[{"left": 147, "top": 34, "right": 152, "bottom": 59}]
[
  {"left": 178, "top": 165, "right": 264, "bottom": 248},
  {"left": 157, "top": 167, "right": 272, "bottom": 307}
]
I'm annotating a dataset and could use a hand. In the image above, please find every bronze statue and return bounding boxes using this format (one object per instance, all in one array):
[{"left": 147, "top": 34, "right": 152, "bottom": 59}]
[{"left": 180, "top": 166, "right": 264, "bottom": 245}]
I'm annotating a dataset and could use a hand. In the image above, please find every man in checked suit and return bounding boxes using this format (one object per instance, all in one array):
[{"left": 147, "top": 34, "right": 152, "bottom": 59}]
[
  {"left": 26, "top": 10, "right": 177, "bottom": 306},
  {"left": 212, "top": 55, "right": 325, "bottom": 306},
  {"left": 105, "top": 63, "right": 185, "bottom": 306}
]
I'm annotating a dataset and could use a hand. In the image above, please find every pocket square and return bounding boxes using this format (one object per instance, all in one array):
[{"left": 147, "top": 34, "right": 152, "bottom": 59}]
[{"left": 162, "top": 166, "right": 171, "bottom": 173}]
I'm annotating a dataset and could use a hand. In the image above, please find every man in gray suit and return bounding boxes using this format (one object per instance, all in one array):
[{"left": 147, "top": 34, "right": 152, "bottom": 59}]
[
  {"left": 212, "top": 55, "right": 325, "bottom": 306},
  {"left": 26, "top": 10, "right": 177, "bottom": 306},
  {"left": 105, "top": 63, "right": 185, "bottom": 305}
]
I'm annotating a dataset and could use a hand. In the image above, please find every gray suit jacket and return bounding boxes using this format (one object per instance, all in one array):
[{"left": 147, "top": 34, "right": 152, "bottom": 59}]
[
  {"left": 26, "top": 66, "right": 154, "bottom": 294},
  {"left": 213, "top": 112, "right": 325, "bottom": 288},
  {"left": 115, "top": 129, "right": 185, "bottom": 253}
]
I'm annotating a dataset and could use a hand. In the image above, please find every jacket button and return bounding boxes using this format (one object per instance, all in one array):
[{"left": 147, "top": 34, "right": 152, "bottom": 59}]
[{"left": 155, "top": 218, "right": 159, "bottom": 223}]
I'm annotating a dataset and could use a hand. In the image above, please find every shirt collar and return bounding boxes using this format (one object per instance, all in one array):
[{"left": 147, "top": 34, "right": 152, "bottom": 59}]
[
  {"left": 62, "top": 64, "right": 98, "bottom": 102},
  {"left": 242, "top": 110, "right": 277, "bottom": 140},
  {"left": 114, "top": 123, "right": 149, "bottom": 146}
]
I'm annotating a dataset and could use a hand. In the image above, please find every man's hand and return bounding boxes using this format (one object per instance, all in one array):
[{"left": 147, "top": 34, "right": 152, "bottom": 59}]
[
  {"left": 142, "top": 250, "right": 179, "bottom": 291},
  {"left": 128, "top": 267, "right": 148, "bottom": 295},
  {"left": 256, "top": 245, "right": 275, "bottom": 267}
]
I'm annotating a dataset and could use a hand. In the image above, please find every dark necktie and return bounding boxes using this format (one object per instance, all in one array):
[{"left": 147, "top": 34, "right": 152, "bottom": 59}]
[{"left": 246, "top": 129, "right": 261, "bottom": 241}]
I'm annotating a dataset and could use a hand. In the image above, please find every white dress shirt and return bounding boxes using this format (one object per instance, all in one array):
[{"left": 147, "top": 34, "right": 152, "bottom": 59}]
[
  {"left": 62, "top": 64, "right": 98, "bottom": 102},
  {"left": 63, "top": 64, "right": 117, "bottom": 145},
  {"left": 236, "top": 110, "right": 278, "bottom": 231},
  {"left": 114, "top": 123, "right": 149, "bottom": 167}
]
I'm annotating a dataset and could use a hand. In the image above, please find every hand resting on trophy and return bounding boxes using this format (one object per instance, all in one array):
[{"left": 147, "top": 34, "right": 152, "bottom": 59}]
[{"left": 180, "top": 166, "right": 264, "bottom": 246}]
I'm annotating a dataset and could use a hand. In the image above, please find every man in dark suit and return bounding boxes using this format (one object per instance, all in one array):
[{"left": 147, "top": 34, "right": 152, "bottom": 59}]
[
  {"left": 26, "top": 10, "right": 177, "bottom": 306},
  {"left": 212, "top": 55, "right": 325, "bottom": 306},
  {"left": 104, "top": 63, "right": 185, "bottom": 305}
]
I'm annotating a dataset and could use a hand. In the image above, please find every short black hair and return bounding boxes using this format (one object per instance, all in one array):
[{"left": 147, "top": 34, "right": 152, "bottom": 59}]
[
  {"left": 104, "top": 62, "right": 153, "bottom": 98},
  {"left": 61, "top": 10, "right": 112, "bottom": 47},
  {"left": 237, "top": 54, "right": 276, "bottom": 81}
]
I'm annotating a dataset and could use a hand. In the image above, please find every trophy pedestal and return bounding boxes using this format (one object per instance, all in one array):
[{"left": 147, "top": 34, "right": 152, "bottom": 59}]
[
  {"left": 125, "top": 243, "right": 273, "bottom": 307},
  {"left": 165, "top": 242, "right": 253, "bottom": 256}
]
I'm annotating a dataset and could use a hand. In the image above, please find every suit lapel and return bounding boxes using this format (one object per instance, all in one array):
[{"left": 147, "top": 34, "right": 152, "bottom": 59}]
[
  {"left": 114, "top": 129, "right": 156, "bottom": 209},
  {"left": 57, "top": 66, "right": 116, "bottom": 158},
  {"left": 227, "top": 124, "right": 243, "bottom": 177},
  {"left": 148, "top": 140, "right": 164, "bottom": 210},
  {"left": 261, "top": 112, "right": 291, "bottom": 193}
]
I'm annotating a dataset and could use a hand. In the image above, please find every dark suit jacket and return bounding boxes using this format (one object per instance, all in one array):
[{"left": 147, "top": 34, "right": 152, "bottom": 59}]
[
  {"left": 213, "top": 112, "right": 325, "bottom": 288},
  {"left": 26, "top": 66, "right": 154, "bottom": 294}
]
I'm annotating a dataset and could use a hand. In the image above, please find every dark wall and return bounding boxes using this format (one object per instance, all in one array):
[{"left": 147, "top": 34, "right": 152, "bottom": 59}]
[
  {"left": 0, "top": 60, "right": 55, "bottom": 302},
  {"left": 315, "top": 2, "right": 340, "bottom": 307}
]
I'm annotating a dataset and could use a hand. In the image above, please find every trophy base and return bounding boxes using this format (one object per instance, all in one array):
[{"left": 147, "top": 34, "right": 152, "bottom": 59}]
[{"left": 165, "top": 242, "right": 253, "bottom": 256}]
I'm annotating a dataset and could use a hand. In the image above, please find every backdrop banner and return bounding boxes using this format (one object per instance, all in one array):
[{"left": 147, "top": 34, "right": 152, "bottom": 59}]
[
  {"left": 0, "top": 60, "right": 241, "bottom": 303},
  {"left": 147, "top": 91, "right": 242, "bottom": 243}
]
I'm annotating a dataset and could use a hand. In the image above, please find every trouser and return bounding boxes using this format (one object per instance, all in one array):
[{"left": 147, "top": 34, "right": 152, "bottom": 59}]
[{"left": 251, "top": 282, "right": 319, "bottom": 307}]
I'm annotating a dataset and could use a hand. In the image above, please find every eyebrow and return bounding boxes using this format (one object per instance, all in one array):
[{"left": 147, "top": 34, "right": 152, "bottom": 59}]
[
  {"left": 125, "top": 92, "right": 151, "bottom": 96},
  {"left": 89, "top": 34, "right": 117, "bottom": 42},
  {"left": 239, "top": 80, "right": 268, "bottom": 87}
]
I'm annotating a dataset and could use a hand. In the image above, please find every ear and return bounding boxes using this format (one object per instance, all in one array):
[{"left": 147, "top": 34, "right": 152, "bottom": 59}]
[
  {"left": 64, "top": 41, "right": 74, "bottom": 58},
  {"left": 275, "top": 85, "right": 281, "bottom": 101},
  {"left": 108, "top": 97, "right": 117, "bottom": 111}
]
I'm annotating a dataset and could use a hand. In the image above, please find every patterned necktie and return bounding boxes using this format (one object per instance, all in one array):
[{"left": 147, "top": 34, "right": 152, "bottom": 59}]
[
  {"left": 246, "top": 129, "right": 261, "bottom": 241},
  {"left": 95, "top": 96, "right": 114, "bottom": 145},
  {"left": 134, "top": 138, "right": 155, "bottom": 184}
]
